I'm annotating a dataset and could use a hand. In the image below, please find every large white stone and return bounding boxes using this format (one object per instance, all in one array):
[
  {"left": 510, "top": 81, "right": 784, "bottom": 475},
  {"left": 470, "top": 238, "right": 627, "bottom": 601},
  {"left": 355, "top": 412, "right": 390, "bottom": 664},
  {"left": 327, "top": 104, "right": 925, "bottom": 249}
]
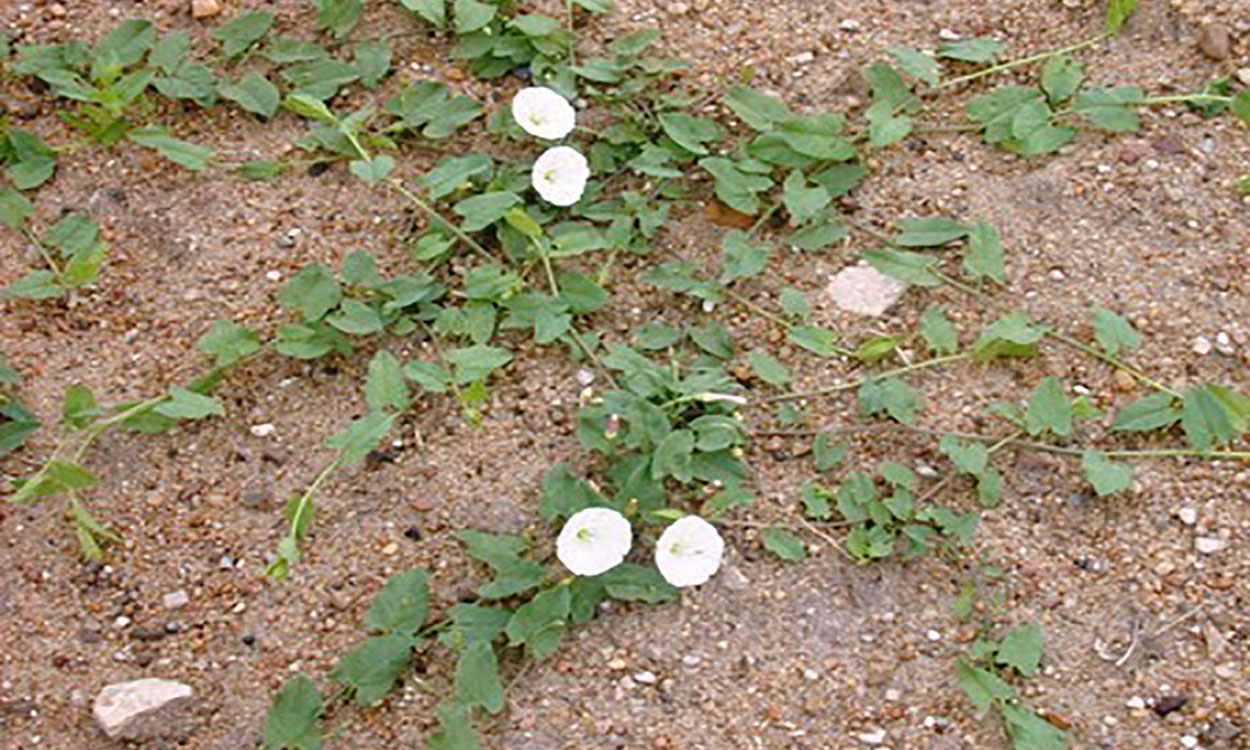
[
  {"left": 93, "top": 678, "right": 194, "bottom": 740},
  {"left": 826, "top": 265, "right": 908, "bottom": 317}
]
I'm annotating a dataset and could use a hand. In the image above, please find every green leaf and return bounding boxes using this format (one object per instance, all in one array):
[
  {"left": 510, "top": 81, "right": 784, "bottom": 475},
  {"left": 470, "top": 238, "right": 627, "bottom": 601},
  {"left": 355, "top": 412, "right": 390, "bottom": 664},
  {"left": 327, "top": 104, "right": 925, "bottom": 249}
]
[
  {"left": 349, "top": 155, "right": 395, "bottom": 186},
  {"left": 747, "top": 349, "right": 790, "bottom": 387},
  {"left": 782, "top": 170, "right": 830, "bottom": 225},
  {"left": 212, "top": 11, "right": 273, "bottom": 57},
  {"left": 862, "top": 248, "right": 942, "bottom": 286},
  {"left": 763, "top": 527, "right": 806, "bottom": 561},
  {"left": 505, "top": 585, "right": 571, "bottom": 660},
  {"left": 155, "top": 387, "right": 224, "bottom": 420},
  {"left": 325, "top": 411, "right": 396, "bottom": 467},
  {"left": 724, "top": 87, "right": 791, "bottom": 131},
  {"left": 401, "top": 0, "right": 446, "bottom": 27},
  {"left": 995, "top": 622, "right": 1044, "bottom": 677},
  {"left": 2, "top": 270, "right": 61, "bottom": 300},
  {"left": 454, "top": 191, "right": 521, "bottom": 232},
  {"left": 858, "top": 377, "right": 920, "bottom": 424},
  {"left": 330, "top": 634, "right": 411, "bottom": 706},
  {"left": 977, "top": 469, "right": 1004, "bottom": 508},
  {"left": 538, "top": 464, "right": 604, "bottom": 522},
  {"left": 690, "top": 322, "right": 734, "bottom": 359},
  {"left": 454, "top": 0, "right": 497, "bottom": 33},
  {"left": 896, "top": 216, "right": 970, "bottom": 247},
  {"left": 454, "top": 640, "right": 504, "bottom": 714},
  {"left": 939, "top": 434, "right": 988, "bottom": 476},
  {"left": 1112, "top": 393, "right": 1180, "bottom": 432},
  {"left": 1073, "top": 86, "right": 1144, "bottom": 132},
  {"left": 6, "top": 129, "right": 57, "bottom": 190},
  {"left": 445, "top": 345, "right": 512, "bottom": 384},
  {"left": 699, "top": 157, "right": 773, "bottom": 215},
  {"left": 1025, "top": 377, "right": 1072, "bottom": 437},
  {"left": 0, "top": 188, "right": 33, "bottom": 229},
  {"left": 920, "top": 306, "right": 958, "bottom": 354},
  {"left": 1090, "top": 307, "right": 1140, "bottom": 357},
  {"left": 279, "top": 264, "right": 341, "bottom": 321},
  {"left": 813, "top": 435, "right": 846, "bottom": 472},
  {"left": 237, "top": 160, "right": 286, "bottom": 181},
  {"left": 963, "top": 221, "right": 1006, "bottom": 283},
  {"left": 658, "top": 112, "right": 721, "bottom": 155},
  {"left": 62, "top": 384, "right": 101, "bottom": 429},
  {"left": 600, "top": 563, "right": 679, "bottom": 603},
  {"left": 355, "top": 38, "right": 391, "bottom": 87},
  {"left": 955, "top": 661, "right": 1016, "bottom": 715},
  {"left": 198, "top": 320, "right": 260, "bottom": 367},
  {"left": 439, "top": 604, "right": 511, "bottom": 647},
  {"left": 363, "top": 350, "right": 411, "bottom": 413},
  {"left": 220, "top": 72, "right": 280, "bottom": 117},
  {"left": 92, "top": 18, "right": 154, "bottom": 74},
  {"left": 263, "top": 675, "right": 323, "bottom": 750},
  {"left": 366, "top": 568, "right": 429, "bottom": 635},
  {"left": 787, "top": 324, "right": 841, "bottom": 357},
  {"left": 972, "top": 311, "right": 1050, "bottom": 359},
  {"left": 1181, "top": 384, "right": 1247, "bottom": 451},
  {"left": 777, "top": 114, "right": 856, "bottom": 160},
  {"left": 1002, "top": 703, "right": 1068, "bottom": 750},
  {"left": 326, "top": 299, "right": 383, "bottom": 334},
  {"left": 1040, "top": 55, "right": 1084, "bottom": 104},
  {"left": 421, "top": 154, "right": 492, "bottom": 200},
  {"left": 150, "top": 31, "right": 191, "bottom": 73},
  {"left": 779, "top": 288, "right": 811, "bottom": 319},
  {"left": 427, "top": 702, "right": 481, "bottom": 750},
  {"left": 887, "top": 45, "right": 939, "bottom": 86},
  {"left": 869, "top": 114, "right": 913, "bottom": 148},
  {"left": 720, "top": 230, "right": 773, "bottom": 282},
  {"left": 967, "top": 86, "right": 1043, "bottom": 143},
  {"left": 652, "top": 429, "right": 695, "bottom": 482},
  {"left": 1232, "top": 90, "right": 1250, "bottom": 126},
  {"left": 315, "top": 0, "right": 362, "bottom": 38},
  {"left": 1105, "top": 0, "right": 1140, "bottom": 33},
  {"left": 128, "top": 129, "right": 213, "bottom": 171},
  {"left": 1082, "top": 450, "right": 1132, "bottom": 497},
  {"left": 937, "top": 37, "right": 1005, "bottom": 63}
]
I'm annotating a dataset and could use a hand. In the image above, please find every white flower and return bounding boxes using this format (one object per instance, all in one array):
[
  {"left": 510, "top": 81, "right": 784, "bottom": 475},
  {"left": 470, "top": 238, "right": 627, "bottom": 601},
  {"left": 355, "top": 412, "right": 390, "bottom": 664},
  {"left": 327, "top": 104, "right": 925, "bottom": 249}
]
[
  {"left": 655, "top": 515, "right": 725, "bottom": 587},
  {"left": 531, "top": 146, "right": 590, "bottom": 207},
  {"left": 511, "top": 86, "right": 576, "bottom": 140},
  {"left": 694, "top": 392, "right": 748, "bottom": 406},
  {"left": 556, "top": 507, "right": 632, "bottom": 577}
]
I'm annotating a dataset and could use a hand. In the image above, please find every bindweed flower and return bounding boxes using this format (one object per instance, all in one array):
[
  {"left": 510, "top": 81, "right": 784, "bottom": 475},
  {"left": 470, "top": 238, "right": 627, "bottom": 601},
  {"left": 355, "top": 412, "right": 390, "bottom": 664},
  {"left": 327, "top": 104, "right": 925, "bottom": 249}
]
[
  {"left": 531, "top": 146, "right": 590, "bottom": 206},
  {"left": 556, "top": 507, "right": 632, "bottom": 577},
  {"left": 511, "top": 86, "right": 576, "bottom": 140},
  {"left": 655, "top": 515, "right": 725, "bottom": 587}
]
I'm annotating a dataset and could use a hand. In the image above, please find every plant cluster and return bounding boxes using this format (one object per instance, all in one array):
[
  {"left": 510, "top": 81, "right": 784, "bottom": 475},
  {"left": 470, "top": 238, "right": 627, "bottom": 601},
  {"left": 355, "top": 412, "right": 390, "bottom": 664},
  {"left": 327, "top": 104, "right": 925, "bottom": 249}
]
[{"left": 2, "top": 0, "right": 1249, "bottom": 747}]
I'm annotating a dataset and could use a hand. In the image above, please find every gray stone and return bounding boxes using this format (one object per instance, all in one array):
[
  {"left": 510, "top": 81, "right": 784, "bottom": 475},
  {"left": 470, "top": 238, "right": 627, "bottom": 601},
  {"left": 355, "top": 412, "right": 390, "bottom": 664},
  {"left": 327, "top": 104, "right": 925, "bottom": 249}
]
[
  {"left": 162, "top": 590, "right": 189, "bottom": 610},
  {"left": 1198, "top": 24, "right": 1232, "bottom": 60},
  {"left": 92, "top": 678, "right": 195, "bottom": 740},
  {"left": 826, "top": 265, "right": 908, "bottom": 317}
]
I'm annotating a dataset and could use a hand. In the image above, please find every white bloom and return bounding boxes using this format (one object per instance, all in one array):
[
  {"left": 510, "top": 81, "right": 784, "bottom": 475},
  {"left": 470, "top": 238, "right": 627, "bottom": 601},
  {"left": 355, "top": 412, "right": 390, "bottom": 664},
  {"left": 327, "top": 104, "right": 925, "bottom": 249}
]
[
  {"left": 556, "top": 507, "right": 632, "bottom": 577},
  {"left": 694, "top": 392, "right": 748, "bottom": 406},
  {"left": 655, "top": 516, "right": 725, "bottom": 587},
  {"left": 531, "top": 146, "right": 590, "bottom": 207},
  {"left": 511, "top": 86, "right": 576, "bottom": 140}
]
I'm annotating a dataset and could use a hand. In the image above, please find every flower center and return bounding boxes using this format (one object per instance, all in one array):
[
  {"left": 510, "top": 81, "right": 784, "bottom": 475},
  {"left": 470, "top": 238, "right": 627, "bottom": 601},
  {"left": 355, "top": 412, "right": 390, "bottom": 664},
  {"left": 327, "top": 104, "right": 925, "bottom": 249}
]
[
  {"left": 577, "top": 527, "right": 592, "bottom": 541},
  {"left": 542, "top": 168, "right": 560, "bottom": 184},
  {"left": 528, "top": 112, "right": 547, "bottom": 127}
]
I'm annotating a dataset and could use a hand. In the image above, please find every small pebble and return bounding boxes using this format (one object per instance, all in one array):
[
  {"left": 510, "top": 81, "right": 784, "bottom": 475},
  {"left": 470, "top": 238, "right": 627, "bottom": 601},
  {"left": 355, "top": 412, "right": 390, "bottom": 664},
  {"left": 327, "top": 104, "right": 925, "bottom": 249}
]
[
  {"left": 938, "top": 28, "right": 960, "bottom": 40},
  {"left": 839, "top": 19, "right": 861, "bottom": 31},
  {"left": 265, "top": 270, "right": 282, "bottom": 282},
  {"left": 788, "top": 51, "right": 816, "bottom": 65},
  {"left": 1126, "top": 696, "right": 1146, "bottom": 710},
  {"left": 1198, "top": 23, "right": 1232, "bottom": 60},
  {"left": 250, "top": 423, "right": 276, "bottom": 438},
  {"left": 633, "top": 671, "right": 658, "bottom": 684},
  {"left": 857, "top": 728, "right": 887, "bottom": 745},
  {"left": 1195, "top": 537, "right": 1226, "bottom": 554},
  {"left": 681, "top": 655, "right": 701, "bottom": 666},
  {"left": 664, "top": 1, "right": 689, "bottom": 15},
  {"left": 1238, "top": 68, "right": 1250, "bottom": 87},
  {"left": 576, "top": 369, "right": 595, "bottom": 386},
  {"left": 885, "top": 688, "right": 901, "bottom": 701},
  {"left": 381, "top": 542, "right": 399, "bottom": 556},
  {"left": 1215, "top": 332, "right": 1234, "bottom": 355},
  {"left": 926, "top": 629, "right": 941, "bottom": 641},
  {"left": 1178, "top": 508, "right": 1197, "bottom": 525},
  {"left": 113, "top": 616, "right": 131, "bottom": 629},
  {"left": 607, "top": 658, "right": 627, "bottom": 670},
  {"left": 802, "top": 668, "right": 819, "bottom": 681},
  {"left": 191, "top": 0, "right": 221, "bottom": 18},
  {"left": 1192, "top": 337, "right": 1212, "bottom": 356},
  {"left": 1180, "top": 736, "right": 1199, "bottom": 749},
  {"left": 162, "top": 590, "right": 189, "bottom": 610}
]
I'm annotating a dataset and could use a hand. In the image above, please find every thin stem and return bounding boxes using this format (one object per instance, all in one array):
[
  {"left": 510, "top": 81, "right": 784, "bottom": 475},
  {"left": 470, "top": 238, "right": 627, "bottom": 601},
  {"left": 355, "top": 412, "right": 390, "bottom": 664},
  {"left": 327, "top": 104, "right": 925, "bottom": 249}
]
[
  {"left": 22, "top": 227, "right": 63, "bottom": 279},
  {"left": 1046, "top": 330, "right": 1182, "bottom": 398},
  {"left": 1137, "top": 94, "right": 1233, "bottom": 106},
  {"left": 387, "top": 179, "right": 494, "bottom": 261},
  {"left": 565, "top": 0, "right": 577, "bottom": 67},
  {"left": 935, "top": 32, "right": 1111, "bottom": 91},
  {"left": 768, "top": 353, "right": 968, "bottom": 402}
]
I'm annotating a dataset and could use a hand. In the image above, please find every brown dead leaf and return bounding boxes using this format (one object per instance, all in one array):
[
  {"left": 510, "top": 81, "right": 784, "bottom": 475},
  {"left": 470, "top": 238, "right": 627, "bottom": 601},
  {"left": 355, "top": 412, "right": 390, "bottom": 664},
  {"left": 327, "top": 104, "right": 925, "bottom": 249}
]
[{"left": 706, "top": 198, "right": 755, "bottom": 229}]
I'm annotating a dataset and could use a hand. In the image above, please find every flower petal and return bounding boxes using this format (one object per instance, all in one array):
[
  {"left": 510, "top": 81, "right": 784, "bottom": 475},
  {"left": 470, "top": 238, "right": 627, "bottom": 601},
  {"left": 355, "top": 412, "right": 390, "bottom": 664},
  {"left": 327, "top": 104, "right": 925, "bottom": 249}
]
[
  {"left": 556, "top": 507, "right": 632, "bottom": 576},
  {"left": 511, "top": 87, "right": 576, "bottom": 140},
  {"left": 655, "top": 516, "right": 725, "bottom": 587},
  {"left": 531, "top": 146, "right": 590, "bottom": 207}
]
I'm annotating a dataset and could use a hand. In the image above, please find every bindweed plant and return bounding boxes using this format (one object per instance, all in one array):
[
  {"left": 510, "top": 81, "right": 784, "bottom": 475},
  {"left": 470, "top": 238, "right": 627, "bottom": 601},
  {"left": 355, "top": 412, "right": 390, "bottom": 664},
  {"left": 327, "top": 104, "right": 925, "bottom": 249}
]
[{"left": 1, "top": 0, "right": 1249, "bottom": 747}]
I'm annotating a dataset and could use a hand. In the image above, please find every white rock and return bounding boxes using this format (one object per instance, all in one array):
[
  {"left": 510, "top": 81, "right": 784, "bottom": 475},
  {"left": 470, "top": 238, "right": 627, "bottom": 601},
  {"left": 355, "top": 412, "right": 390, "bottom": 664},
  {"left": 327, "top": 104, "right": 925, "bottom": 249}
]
[
  {"left": 250, "top": 423, "right": 276, "bottom": 438},
  {"left": 1178, "top": 508, "right": 1197, "bottom": 525},
  {"left": 788, "top": 51, "right": 816, "bottom": 65},
  {"left": 633, "top": 670, "right": 658, "bottom": 684},
  {"left": 1238, "top": 68, "right": 1250, "bottom": 87},
  {"left": 265, "top": 270, "right": 282, "bottom": 282},
  {"left": 839, "top": 19, "right": 861, "bottom": 31},
  {"left": 93, "top": 678, "right": 194, "bottom": 740},
  {"left": 1192, "top": 337, "right": 1212, "bottom": 355},
  {"left": 190, "top": 0, "right": 220, "bottom": 18},
  {"left": 1126, "top": 696, "right": 1146, "bottom": 709},
  {"left": 938, "top": 28, "right": 961, "bottom": 40},
  {"left": 1195, "top": 537, "right": 1227, "bottom": 554},
  {"left": 826, "top": 265, "right": 908, "bottom": 317},
  {"left": 1180, "top": 736, "right": 1199, "bottom": 749},
  {"left": 162, "top": 590, "right": 190, "bottom": 610},
  {"left": 857, "top": 728, "right": 887, "bottom": 745},
  {"left": 885, "top": 688, "right": 902, "bottom": 701}
]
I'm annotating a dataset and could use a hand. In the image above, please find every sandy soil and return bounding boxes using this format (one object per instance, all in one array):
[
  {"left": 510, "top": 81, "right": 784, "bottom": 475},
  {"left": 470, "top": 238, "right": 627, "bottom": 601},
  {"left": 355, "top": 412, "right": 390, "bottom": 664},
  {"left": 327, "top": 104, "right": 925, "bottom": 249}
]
[{"left": 1, "top": 0, "right": 1248, "bottom": 748}]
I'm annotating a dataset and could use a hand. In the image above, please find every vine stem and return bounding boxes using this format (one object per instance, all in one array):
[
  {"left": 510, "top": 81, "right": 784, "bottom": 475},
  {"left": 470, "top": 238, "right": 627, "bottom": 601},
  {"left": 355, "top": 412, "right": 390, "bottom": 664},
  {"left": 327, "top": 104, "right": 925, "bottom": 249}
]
[
  {"left": 767, "top": 353, "right": 968, "bottom": 403},
  {"left": 387, "top": 179, "right": 495, "bottom": 261},
  {"left": 916, "top": 430, "right": 1020, "bottom": 505},
  {"left": 1045, "top": 330, "right": 1182, "bottom": 398},
  {"left": 22, "top": 226, "right": 64, "bottom": 279},
  {"left": 934, "top": 32, "right": 1112, "bottom": 91},
  {"left": 1137, "top": 94, "right": 1233, "bottom": 106},
  {"left": 532, "top": 240, "right": 618, "bottom": 386}
]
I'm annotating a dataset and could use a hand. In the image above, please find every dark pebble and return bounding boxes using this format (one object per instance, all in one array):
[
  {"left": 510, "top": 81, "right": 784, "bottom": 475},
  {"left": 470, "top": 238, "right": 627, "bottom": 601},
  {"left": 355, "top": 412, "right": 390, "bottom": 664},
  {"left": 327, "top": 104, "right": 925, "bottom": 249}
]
[
  {"left": 76, "top": 628, "right": 101, "bottom": 644},
  {"left": 241, "top": 485, "right": 273, "bottom": 510},
  {"left": 241, "top": 634, "right": 256, "bottom": 647},
  {"left": 132, "top": 628, "right": 168, "bottom": 642},
  {"left": 164, "top": 621, "right": 182, "bottom": 634},
  {"left": 308, "top": 161, "right": 332, "bottom": 177},
  {"left": 1153, "top": 694, "right": 1188, "bottom": 717},
  {"left": 403, "top": 527, "right": 423, "bottom": 542}
]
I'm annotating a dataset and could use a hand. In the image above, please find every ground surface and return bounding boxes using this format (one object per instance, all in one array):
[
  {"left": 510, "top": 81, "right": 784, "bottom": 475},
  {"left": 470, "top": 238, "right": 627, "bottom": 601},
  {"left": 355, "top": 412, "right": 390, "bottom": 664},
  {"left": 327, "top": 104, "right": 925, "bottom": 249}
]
[{"left": 1, "top": 0, "right": 1249, "bottom": 748}]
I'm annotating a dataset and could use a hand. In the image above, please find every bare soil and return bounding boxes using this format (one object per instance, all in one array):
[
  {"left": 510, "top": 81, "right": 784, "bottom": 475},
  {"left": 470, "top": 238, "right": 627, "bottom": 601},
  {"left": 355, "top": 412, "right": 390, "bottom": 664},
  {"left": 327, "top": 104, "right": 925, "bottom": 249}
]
[{"left": 1, "top": 0, "right": 1249, "bottom": 748}]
